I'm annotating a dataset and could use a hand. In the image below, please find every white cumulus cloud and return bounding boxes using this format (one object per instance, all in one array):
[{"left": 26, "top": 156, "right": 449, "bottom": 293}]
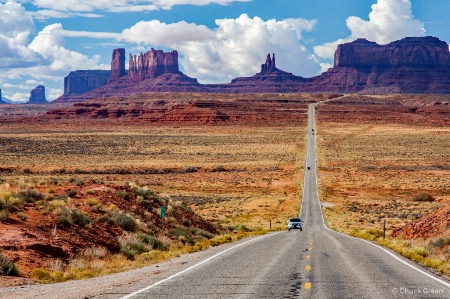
[
  {"left": 119, "top": 20, "right": 216, "bottom": 45},
  {"left": 0, "top": 1, "right": 42, "bottom": 67},
  {"left": 28, "top": 23, "right": 108, "bottom": 74},
  {"left": 314, "top": 0, "right": 425, "bottom": 59},
  {"left": 119, "top": 14, "right": 322, "bottom": 83},
  {"left": 16, "top": 0, "right": 250, "bottom": 17}
]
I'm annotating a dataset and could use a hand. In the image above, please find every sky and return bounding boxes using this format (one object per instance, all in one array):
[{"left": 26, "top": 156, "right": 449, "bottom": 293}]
[{"left": 0, "top": 0, "right": 449, "bottom": 102}]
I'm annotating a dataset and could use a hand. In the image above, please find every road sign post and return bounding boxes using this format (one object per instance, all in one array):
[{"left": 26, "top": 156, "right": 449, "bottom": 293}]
[{"left": 160, "top": 206, "right": 166, "bottom": 236}]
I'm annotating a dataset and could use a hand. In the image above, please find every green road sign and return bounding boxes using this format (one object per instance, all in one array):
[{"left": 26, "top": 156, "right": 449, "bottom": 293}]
[{"left": 160, "top": 206, "right": 166, "bottom": 218}]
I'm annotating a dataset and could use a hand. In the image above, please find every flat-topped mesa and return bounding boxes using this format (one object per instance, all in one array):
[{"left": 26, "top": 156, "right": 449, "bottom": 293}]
[
  {"left": 260, "top": 53, "right": 277, "bottom": 74},
  {"left": 128, "top": 49, "right": 180, "bottom": 80},
  {"left": 335, "top": 36, "right": 450, "bottom": 68}
]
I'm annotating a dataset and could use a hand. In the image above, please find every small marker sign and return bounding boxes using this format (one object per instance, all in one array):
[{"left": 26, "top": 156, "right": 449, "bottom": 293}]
[{"left": 160, "top": 206, "right": 166, "bottom": 218}]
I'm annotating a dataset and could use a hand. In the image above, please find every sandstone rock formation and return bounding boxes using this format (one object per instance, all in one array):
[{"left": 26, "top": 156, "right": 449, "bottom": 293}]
[
  {"left": 55, "top": 36, "right": 450, "bottom": 102},
  {"left": 57, "top": 70, "right": 111, "bottom": 102},
  {"left": 334, "top": 37, "right": 450, "bottom": 68},
  {"left": 27, "top": 85, "right": 48, "bottom": 104},
  {"left": 305, "top": 36, "right": 450, "bottom": 93},
  {"left": 54, "top": 48, "right": 202, "bottom": 102},
  {"left": 128, "top": 49, "right": 180, "bottom": 79},
  {"left": 111, "top": 48, "right": 126, "bottom": 79}
]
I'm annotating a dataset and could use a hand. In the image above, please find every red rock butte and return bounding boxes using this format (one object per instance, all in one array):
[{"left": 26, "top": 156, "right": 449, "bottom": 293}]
[{"left": 54, "top": 36, "right": 450, "bottom": 103}]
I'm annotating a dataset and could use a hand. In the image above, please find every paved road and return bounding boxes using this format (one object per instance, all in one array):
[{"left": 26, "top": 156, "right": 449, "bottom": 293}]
[{"left": 3, "top": 103, "right": 449, "bottom": 299}]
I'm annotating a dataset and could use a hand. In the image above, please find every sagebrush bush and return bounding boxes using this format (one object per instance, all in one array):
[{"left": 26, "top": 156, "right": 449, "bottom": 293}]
[
  {"left": 117, "top": 190, "right": 131, "bottom": 201},
  {"left": 0, "top": 210, "right": 9, "bottom": 222},
  {"left": 71, "top": 209, "right": 91, "bottom": 226},
  {"left": 56, "top": 207, "right": 91, "bottom": 227},
  {"left": 135, "top": 187, "right": 165, "bottom": 205},
  {"left": 17, "top": 212, "right": 27, "bottom": 221},
  {"left": 171, "top": 228, "right": 194, "bottom": 245},
  {"left": 0, "top": 253, "right": 19, "bottom": 276},
  {"left": 66, "top": 190, "right": 78, "bottom": 198},
  {"left": 429, "top": 238, "right": 450, "bottom": 249},
  {"left": 114, "top": 213, "right": 138, "bottom": 232},
  {"left": 16, "top": 189, "right": 44, "bottom": 203},
  {"left": 412, "top": 192, "right": 434, "bottom": 202},
  {"left": 138, "top": 233, "right": 167, "bottom": 251}
]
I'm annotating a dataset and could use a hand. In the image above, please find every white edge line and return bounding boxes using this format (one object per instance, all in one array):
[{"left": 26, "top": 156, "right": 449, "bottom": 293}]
[
  {"left": 311, "top": 103, "right": 450, "bottom": 289},
  {"left": 119, "top": 233, "right": 279, "bottom": 299}
]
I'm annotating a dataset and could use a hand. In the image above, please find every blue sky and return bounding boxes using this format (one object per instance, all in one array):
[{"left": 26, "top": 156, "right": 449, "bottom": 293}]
[{"left": 1, "top": 0, "right": 449, "bottom": 102}]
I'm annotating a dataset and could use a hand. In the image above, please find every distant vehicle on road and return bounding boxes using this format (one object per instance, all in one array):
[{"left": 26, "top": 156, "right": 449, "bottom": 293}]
[
  {"left": 287, "top": 218, "right": 303, "bottom": 231},
  {"left": 307, "top": 166, "right": 311, "bottom": 170}
]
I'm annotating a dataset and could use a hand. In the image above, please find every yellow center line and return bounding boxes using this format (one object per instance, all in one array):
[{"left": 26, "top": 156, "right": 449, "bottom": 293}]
[
  {"left": 308, "top": 248, "right": 312, "bottom": 251},
  {"left": 305, "top": 282, "right": 312, "bottom": 289},
  {"left": 306, "top": 265, "right": 311, "bottom": 271},
  {"left": 306, "top": 255, "right": 310, "bottom": 259}
]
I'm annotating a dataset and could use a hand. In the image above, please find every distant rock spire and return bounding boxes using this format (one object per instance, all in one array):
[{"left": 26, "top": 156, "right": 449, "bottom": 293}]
[
  {"left": 260, "top": 53, "right": 277, "bottom": 74},
  {"left": 27, "top": 85, "right": 48, "bottom": 104}
]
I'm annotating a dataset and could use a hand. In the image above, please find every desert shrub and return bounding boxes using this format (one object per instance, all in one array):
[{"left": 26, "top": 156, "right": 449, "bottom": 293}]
[
  {"left": 412, "top": 192, "right": 435, "bottom": 202},
  {"left": 190, "top": 228, "right": 214, "bottom": 239},
  {"left": 17, "top": 212, "right": 27, "bottom": 221},
  {"left": 138, "top": 233, "right": 167, "bottom": 251},
  {"left": 117, "top": 190, "right": 131, "bottom": 201},
  {"left": 239, "top": 225, "right": 251, "bottom": 232},
  {"left": 171, "top": 228, "right": 194, "bottom": 245},
  {"left": 71, "top": 209, "right": 91, "bottom": 226},
  {"left": 429, "top": 238, "right": 450, "bottom": 250},
  {"left": 411, "top": 247, "right": 429, "bottom": 258},
  {"left": 56, "top": 194, "right": 68, "bottom": 201},
  {"left": 57, "top": 207, "right": 73, "bottom": 227},
  {"left": 114, "top": 213, "right": 138, "bottom": 232},
  {"left": 171, "top": 200, "right": 192, "bottom": 213},
  {"left": 211, "top": 165, "right": 227, "bottom": 172},
  {"left": 83, "top": 246, "right": 108, "bottom": 260},
  {"left": 85, "top": 189, "right": 95, "bottom": 195},
  {"left": 0, "top": 253, "right": 19, "bottom": 276},
  {"left": 69, "top": 177, "right": 85, "bottom": 186},
  {"left": 49, "top": 199, "right": 67, "bottom": 209},
  {"left": 135, "top": 187, "right": 165, "bottom": 205},
  {"left": 86, "top": 198, "right": 99, "bottom": 206},
  {"left": 16, "top": 189, "right": 45, "bottom": 203},
  {"left": 66, "top": 190, "right": 78, "bottom": 198},
  {"left": 185, "top": 167, "right": 199, "bottom": 173},
  {"left": 182, "top": 219, "right": 191, "bottom": 227},
  {"left": 0, "top": 199, "right": 4, "bottom": 210},
  {"left": 139, "top": 199, "right": 152, "bottom": 210},
  {"left": 56, "top": 207, "right": 90, "bottom": 227},
  {"left": 0, "top": 210, "right": 9, "bottom": 222},
  {"left": 30, "top": 268, "right": 51, "bottom": 281},
  {"left": 119, "top": 234, "right": 150, "bottom": 260}
]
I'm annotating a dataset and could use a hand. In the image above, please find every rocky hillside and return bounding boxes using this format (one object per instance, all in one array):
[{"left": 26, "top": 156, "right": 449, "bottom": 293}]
[
  {"left": 391, "top": 204, "right": 450, "bottom": 239},
  {"left": 0, "top": 180, "right": 216, "bottom": 278},
  {"left": 47, "top": 92, "right": 340, "bottom": 125}
]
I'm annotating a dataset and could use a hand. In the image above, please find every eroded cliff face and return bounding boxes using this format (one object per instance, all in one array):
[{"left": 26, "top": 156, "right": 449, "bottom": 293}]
[
  {"left": 128, "top": 49, "right": 180, "bottom": 80},
  {"left": 335, "top": 37, "right": 450, "bottom": 68},
  {"left": 306, "top": 36, "right": 450, "bottom": 94},
  {"left": 55, "top": 36, "right": 450, "bottom": 103}
]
